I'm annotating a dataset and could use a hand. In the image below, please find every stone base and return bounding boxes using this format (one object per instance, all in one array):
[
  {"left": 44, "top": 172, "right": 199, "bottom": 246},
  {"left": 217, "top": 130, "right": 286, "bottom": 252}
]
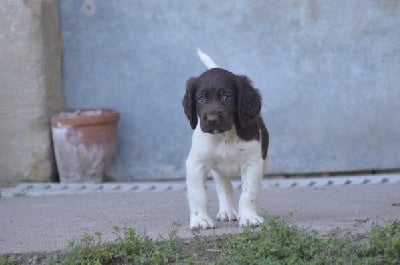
[{"left": 0, "top": 0, "right": 64, "bottom": 186}]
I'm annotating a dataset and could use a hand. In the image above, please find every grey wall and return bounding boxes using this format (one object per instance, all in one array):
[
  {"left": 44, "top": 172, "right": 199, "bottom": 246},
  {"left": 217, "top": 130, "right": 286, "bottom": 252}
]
[{"left": 60, "top": 0, "right": 400, "bottom": 180}]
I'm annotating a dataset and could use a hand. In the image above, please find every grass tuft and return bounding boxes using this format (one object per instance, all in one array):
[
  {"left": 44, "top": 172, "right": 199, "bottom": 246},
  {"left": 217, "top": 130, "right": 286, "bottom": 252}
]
[{"left": 1, "top": 217, "right": 399, "bottom": 264}]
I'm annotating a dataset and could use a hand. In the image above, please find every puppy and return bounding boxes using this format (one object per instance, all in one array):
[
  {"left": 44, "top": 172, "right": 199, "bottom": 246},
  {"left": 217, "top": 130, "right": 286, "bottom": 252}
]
[{"left": 182, "top": 68, "right": 269, "bottom": 229}]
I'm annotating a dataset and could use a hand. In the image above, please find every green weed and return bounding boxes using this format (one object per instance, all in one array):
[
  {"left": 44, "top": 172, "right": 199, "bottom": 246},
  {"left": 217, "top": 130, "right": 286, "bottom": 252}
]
[{"left": 1, "top": 217, "right": 399, "bottom": 264}]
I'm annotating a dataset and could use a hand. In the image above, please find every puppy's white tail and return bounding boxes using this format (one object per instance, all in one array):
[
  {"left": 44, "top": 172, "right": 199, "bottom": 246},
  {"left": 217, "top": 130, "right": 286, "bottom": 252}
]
[{"left": 196, "top": 48, "right": 218, "bottom": 69}]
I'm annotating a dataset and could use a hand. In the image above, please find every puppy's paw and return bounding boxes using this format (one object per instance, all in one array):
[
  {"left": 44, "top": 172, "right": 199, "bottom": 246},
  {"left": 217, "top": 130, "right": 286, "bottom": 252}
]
[
  {"left": 238, "top": 214, "right": 264, "bottom": 227},
  {"left": 190, "top": 214, "right": 215, "bottom": 230},
  {"left": 216, "top": 209, "right": 238, "bottom": 222}
]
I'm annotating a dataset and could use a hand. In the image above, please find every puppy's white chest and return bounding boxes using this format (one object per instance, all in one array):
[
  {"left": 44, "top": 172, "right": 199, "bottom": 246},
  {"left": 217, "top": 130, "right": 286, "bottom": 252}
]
[
  {"left": 208, "top": 132, "right": 260, "bottom": 176},
  {"left": 213, "top": 134, "right": 243, "bottom": 159},
  {"left": 188, "top": 126, "right": 262, "bottom": 177},
  {"left": 211, "top": 138, "right": 244, "bottom": 175}
]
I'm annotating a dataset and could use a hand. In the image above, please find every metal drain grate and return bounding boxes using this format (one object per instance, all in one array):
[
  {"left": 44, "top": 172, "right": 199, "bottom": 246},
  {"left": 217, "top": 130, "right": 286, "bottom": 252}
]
[{"left": 1, "top": 174, "right": 399, "bottom": 197}]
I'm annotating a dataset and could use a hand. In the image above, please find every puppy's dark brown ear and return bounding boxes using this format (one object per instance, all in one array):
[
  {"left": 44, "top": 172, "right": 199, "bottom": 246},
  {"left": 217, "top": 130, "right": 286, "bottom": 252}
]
[
  {"left": 182, "top": 77, "right": 198, "bottom": 129},
  {"left": 235, "top": 75, "right": 262, "bottom": 127}
]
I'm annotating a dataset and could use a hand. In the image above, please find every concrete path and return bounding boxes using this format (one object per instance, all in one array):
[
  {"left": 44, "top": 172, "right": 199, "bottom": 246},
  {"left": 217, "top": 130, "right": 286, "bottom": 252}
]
[{"left": 1, "top": 175, "right": 399, "bottom": 255}]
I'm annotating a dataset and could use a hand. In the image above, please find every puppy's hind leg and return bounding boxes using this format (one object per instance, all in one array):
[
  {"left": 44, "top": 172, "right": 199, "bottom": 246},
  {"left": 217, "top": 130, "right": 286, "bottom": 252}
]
[{"left": 213, "top": 170, "right": 238, "bottom": 222}]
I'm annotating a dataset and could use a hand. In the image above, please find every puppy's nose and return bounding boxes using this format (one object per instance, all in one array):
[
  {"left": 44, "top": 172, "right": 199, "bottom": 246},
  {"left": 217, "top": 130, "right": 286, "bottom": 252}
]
[{"left": 206, "top": 114, "right": 218, "bottom": 125}]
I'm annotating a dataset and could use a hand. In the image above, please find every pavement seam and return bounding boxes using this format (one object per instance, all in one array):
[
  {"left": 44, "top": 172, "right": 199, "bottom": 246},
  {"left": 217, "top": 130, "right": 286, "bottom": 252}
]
[{"left": 1, "top": 174, "right": 399, "bottom": 198}]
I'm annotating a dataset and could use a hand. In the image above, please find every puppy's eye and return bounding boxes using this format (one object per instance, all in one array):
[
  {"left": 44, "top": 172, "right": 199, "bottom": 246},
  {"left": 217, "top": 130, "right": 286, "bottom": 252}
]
[
  {"left": 220, "top": 92, "right": 232, "bottom": 102},
  {"left": 197, "top": 94, "right": 207, "bottom": 104}
]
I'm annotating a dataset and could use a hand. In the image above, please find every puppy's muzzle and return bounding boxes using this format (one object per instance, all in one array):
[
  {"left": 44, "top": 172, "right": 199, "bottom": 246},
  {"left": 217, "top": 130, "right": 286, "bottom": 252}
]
[{"left": 201, "top": 113, "right": 230, "bottom": 134}]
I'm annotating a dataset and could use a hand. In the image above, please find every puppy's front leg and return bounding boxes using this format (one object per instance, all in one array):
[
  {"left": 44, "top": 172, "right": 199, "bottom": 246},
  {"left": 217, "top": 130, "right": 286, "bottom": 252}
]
[
  {"left": 186, "top": 159, "right": 215, "bottom": 229},
  {"left": 238, "top": 159, "right": 264, "bottom": 227}
]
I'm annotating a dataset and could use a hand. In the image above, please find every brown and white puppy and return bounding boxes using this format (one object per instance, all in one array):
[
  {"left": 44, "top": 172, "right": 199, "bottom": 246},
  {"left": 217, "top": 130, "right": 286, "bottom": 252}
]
[{"left": 182, "top": 68, "right": 269, "bottom": 229}]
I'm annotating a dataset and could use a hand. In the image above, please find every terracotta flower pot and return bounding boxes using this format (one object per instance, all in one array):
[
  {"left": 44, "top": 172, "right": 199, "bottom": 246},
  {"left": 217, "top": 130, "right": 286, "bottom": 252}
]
[{"left": 51, "top": 109, "right": 120, "bottom": 183}]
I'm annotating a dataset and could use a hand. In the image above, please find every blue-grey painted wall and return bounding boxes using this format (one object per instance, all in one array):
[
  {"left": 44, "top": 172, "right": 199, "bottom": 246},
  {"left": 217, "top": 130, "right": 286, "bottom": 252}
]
[{"left": 60, "top": 0, "right": 400, "bottom": 180}]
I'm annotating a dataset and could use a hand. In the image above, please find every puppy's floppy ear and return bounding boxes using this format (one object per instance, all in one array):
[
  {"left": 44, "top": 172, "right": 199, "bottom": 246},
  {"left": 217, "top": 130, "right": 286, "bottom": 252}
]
[
  {"left": 235, "top": 75, "right": 262, "bottom": 127},
  {"left": 182, "top": 77, "right": 198, "bottom": 129}
]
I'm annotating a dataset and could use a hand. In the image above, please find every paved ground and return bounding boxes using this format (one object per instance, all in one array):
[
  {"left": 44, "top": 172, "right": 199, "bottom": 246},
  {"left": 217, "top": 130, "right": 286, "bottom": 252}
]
[{"left": 1, "top": 175, "right": 399, "bottom": 255}]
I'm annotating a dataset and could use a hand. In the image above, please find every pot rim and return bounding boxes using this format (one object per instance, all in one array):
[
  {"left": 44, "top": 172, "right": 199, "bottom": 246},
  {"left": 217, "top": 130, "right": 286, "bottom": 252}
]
[{"left": 51, "top": 108, "right": 120, "bottom": 127}]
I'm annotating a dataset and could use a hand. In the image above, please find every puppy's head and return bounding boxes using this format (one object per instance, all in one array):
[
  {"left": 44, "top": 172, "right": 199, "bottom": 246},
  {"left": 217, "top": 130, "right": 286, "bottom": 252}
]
[{"left": 182, "top": 68, "right": 261, "bottom": 134}]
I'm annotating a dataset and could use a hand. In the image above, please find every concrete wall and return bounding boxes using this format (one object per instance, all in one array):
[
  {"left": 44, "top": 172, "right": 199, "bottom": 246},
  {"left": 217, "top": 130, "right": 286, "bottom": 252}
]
[
  {"left": 0, "top": 0, "right": 64, "bottom": 186},
  {"left": 1, "top": 1, "right": 399, "bottom": 186},
  {"left": 60, "top": 0, "right": 400, "bottom": 180}
]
